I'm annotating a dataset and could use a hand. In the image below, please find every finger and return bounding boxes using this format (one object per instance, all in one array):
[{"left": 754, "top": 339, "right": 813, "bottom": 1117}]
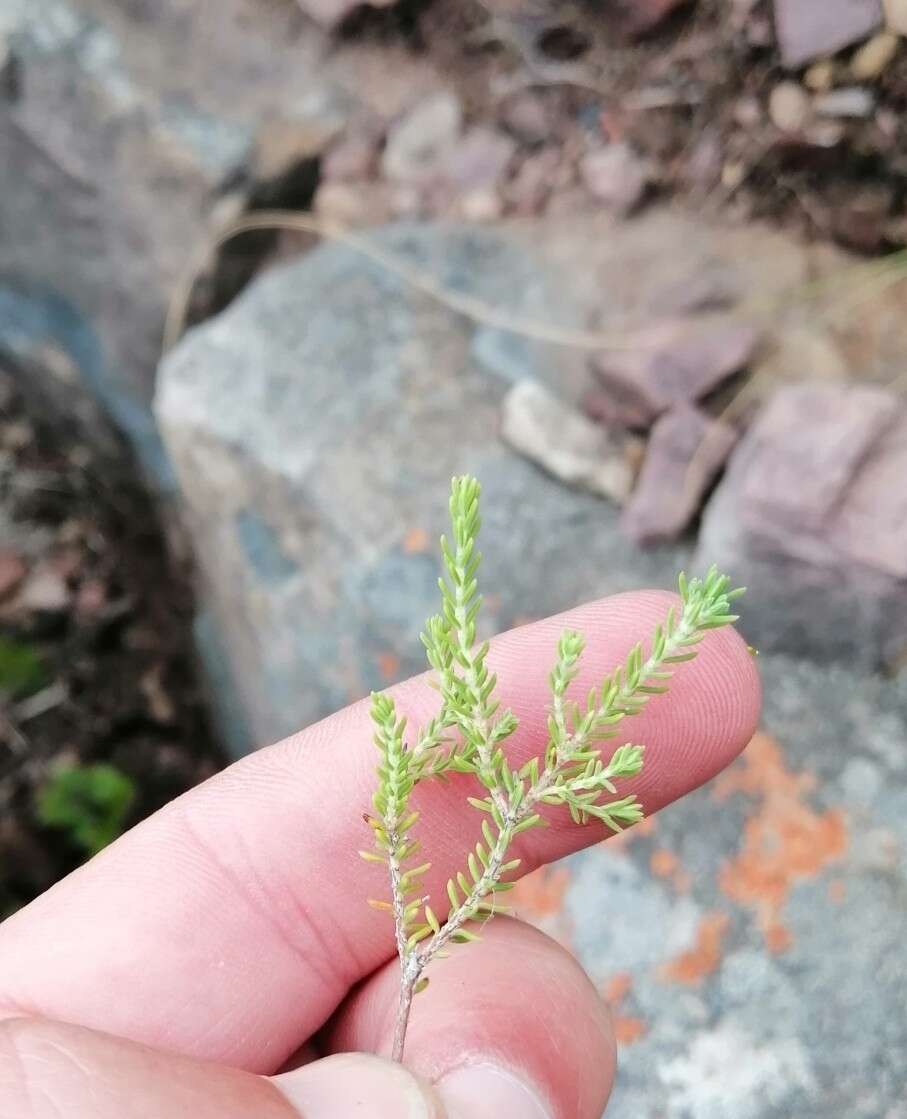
[
  {"left": 326, "top": 917, "right": 615, "bottom": 1119},
  {"left": 0, "top": 591, "right": 759, "bottom": 1072},
  {"left": 0, "top": 1019, "right": 442, "bottom": 1119}
]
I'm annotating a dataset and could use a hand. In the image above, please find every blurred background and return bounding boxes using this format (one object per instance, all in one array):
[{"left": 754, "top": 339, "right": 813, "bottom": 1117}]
[{"left": 1, "top": 1, "right": 906, "bottom": 1114}]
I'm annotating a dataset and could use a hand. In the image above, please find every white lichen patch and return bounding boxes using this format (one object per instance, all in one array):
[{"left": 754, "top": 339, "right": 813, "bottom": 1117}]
[{"left": 658, "top": 1023, "right": 817, "bottom": 1119}]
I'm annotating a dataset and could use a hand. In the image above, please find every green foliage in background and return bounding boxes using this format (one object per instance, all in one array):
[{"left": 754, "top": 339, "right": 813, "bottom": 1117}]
[
  {"left": 0, "top": 636, "right": 48, "bottom": 700},
  {"left": 36, "top": 764, "right": 136, "bottom": 857}
]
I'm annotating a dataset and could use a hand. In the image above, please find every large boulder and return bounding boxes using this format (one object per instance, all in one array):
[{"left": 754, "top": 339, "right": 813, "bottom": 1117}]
[
  {"left": 697, "top": 382, "right": 907, "bottom": 670},
  {"left": 155, "top": 222, "right": 691, "bottom": 751},
  {"left": 519, "top": 651, "right": 907, "bottom": 1118}
]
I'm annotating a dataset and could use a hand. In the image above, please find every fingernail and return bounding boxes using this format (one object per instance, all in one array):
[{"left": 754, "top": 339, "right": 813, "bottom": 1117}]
[
  {"left": 437, "top": 1063, "right": 553, "bottom": 1119},
  {"left": 274, "top": 1052, "right": 441, "bottom": 1117}
]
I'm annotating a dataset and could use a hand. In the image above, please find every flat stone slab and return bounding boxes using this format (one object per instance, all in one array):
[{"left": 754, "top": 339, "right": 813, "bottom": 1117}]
[
  {"left": 587, "top": 316, "right": 760, "bottom": 430},
  {"left": 511, "top": 652, "right": 907, "bottom": 1118},
  {"left": 696, "top": 382, "right": 907, "bottom": 670},
  {"left": 621, "top": 406, "right": 737, "bottom": 544}
]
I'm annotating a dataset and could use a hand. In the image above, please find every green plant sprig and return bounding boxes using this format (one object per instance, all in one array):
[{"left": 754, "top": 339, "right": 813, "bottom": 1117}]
[{"left": 363, "top": 475, "right": 743, "bottom": 1061}]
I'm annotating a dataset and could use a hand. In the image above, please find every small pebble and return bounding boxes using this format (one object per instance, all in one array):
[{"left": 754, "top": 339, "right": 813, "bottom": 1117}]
[
  {"left": 499, "top": 91, "right": 553, "bottom": 145},
  {"left": 19, "top": 567, "right": 69, "bottom": 613},
  {"left": 721, "top": 160, "right": 746, "bottom": 190},
  {"left": 803, "top": 59, "right": 836, "bottom": 92},
  {"left": 805, "top": 120, "right": 846, "bottom": 148},
  {"left": 883, "top": 0, "right": 907, "bottom": 35},
  {"left": 381, "top": 91, "right": 462, "bottom": 183},
  {"left": 579, "top": 143, "right": 649, "bottom": 215},
  {"left": 457, "top": 187, "right": 503, "bottom": 222},
  {"left": 769, "top": 81, "right": 812, "bottom": 133},
  {"left": 733, "top": 96, "right": 763, "bottom": 127},
  {"left": 851, "top": 31, "right": 899, "bottom": 80},
  {"left": 814, "top": 86, "right": 876, "bottom": 118}
]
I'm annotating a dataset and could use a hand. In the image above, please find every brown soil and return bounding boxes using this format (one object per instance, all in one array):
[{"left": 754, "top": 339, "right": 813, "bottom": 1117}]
[{"left": 0, "top": 370, "right": 222, "bottom": 913}]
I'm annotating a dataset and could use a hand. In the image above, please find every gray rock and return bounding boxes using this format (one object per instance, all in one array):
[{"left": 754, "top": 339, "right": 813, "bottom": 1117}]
[
  {"left": 814, "top": 86, "right": 876, "bottom": 118},
  {"left": 621, "top": 406, "right": 737, "bottom": 545},
  {"left": 156, "top": 208, "right": 907, "bottom": 745},
  {"left": 513, "top": 651, "right": 907, "bottom": 1119},
  {"left": 774, "top": 0, "right": 883, "bottom": 68},
  {"left": 697, "top": 382, "right": 907, "bottom": 668},
  {"left": 501, "top": 380, "right": 637, "bottom": 504},
  {"left": 587, "top": 317, "right": 761, "bottom": 429},
  {"left": 155, "top": 223, "right": 690, "bottom": 750},
  {"left": 647, "top": 262, "right": 742, "bottom": 317}
]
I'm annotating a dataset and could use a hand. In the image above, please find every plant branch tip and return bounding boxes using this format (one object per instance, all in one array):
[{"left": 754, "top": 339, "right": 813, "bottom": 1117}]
[{"left": 366, "top": 474, "right": 745, "bottom": 1060}]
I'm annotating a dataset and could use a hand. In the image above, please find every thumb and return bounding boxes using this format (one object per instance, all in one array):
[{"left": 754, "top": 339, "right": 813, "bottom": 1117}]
[
  {"left": 0, "top": 1018, "right": 442, "bottom": 1118},
  {"left": 276, "top": 1053, "right": 443, "bottom": 1116}
]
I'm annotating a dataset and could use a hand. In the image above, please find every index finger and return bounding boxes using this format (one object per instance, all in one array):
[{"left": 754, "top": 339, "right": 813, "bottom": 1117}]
[{"left": 0, "top": 590, "right": 759, "bottom": 1074}]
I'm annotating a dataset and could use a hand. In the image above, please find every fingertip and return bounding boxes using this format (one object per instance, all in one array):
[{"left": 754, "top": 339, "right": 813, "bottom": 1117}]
[
  {"left": 274, "top": 1053, "right": 444, "bottom": 1118},
  {"left": 512, "top": 588, "right": 762, "bottom": 815},
  {"left": 327, "top": 918, "right": 615, "bottom": 1119},
  {"left": 437, "top": 1063, "right": 553, "bottom": 1119}
]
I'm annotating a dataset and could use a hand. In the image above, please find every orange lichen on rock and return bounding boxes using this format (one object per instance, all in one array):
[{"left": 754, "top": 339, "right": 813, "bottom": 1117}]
[
  {"left": 510, "top": 864, "right": 571, "bottom": 918},
  {"left": 402, "top": 527, "right": 430, "bottom": 554},
  {"left": 764, "top": 921, "right": 793, "bottom": 955},
  {"left": 715, "top": 732, "right": 847, "bottom": 953},
  {"left": 376, "top": 651, "right": 401, "bottom": 681},
  {"left": 603, "top": 972, "right": 633, "bottom": 1005},
  {"left": 608, "top": 812, "right": 657, "bottom": 852},
  {"left": 510, "top": 865, "right": 574, "bottom": 948},
  {"left": 661, "top": 911, "right": 730, "bottom": 985},
  {"left": 650, "top": 848, "right": 679, "bottom": 878},
  {"left": 649, "top": 847, "right": 692, "bottom": 893},
  {"left": 602, "top": 972, "right": 647, "bottom": 1046},
  {"left": 614, "top": 1016, "right": 648, "bottom": 1045}
]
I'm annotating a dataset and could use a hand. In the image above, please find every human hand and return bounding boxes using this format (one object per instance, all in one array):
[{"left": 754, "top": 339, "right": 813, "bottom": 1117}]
[{"left": 0, "top": 590, "right": 759, "bottom": 1118}]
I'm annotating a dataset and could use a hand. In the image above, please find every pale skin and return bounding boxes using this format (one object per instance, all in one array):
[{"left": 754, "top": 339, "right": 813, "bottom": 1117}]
[{"left": 0, "top": 590, "right": 760, "bottom": 1118}]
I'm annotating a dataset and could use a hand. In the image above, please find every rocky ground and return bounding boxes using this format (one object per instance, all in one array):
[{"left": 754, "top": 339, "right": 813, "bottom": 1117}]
[
  {"left": 2, "top": 0, "right": 907, "bottom": 1115},
  {"left": 308, "top": 0, "right": 907, "bottom": 250},
  {"left": 513, "top": 657, "right": 907, "bottom": 1119},
  {"left": 155, "top": 214, "right": 907, "bottom": 1115}
]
